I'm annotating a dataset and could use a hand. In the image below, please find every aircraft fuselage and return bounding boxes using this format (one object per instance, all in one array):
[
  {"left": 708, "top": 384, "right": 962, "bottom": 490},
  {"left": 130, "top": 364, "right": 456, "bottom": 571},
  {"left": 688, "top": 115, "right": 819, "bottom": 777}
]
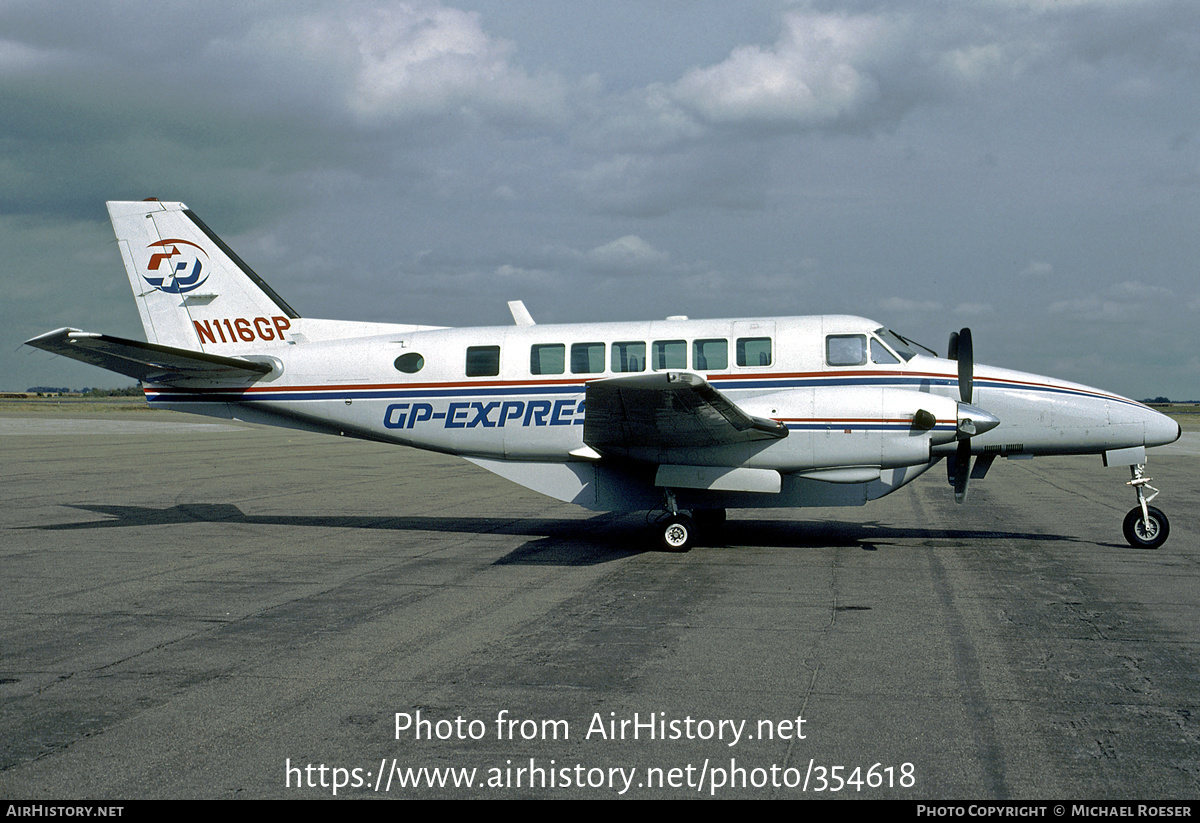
[{"left": 140, "top": 313, "right": 1178, "bottom": 510}]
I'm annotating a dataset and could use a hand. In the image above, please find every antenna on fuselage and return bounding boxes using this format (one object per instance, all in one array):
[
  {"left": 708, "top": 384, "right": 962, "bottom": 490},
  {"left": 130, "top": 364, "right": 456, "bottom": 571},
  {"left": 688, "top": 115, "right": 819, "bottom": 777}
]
[{"left": 508, "top": 300, "right": 535, "bottom": 326}]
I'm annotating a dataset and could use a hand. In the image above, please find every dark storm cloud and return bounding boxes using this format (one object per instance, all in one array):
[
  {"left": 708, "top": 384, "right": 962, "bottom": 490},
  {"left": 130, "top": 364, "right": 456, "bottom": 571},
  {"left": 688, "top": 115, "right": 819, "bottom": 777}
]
[{"left": 4, "top": 0, "right": 1199, "bottom": 399}]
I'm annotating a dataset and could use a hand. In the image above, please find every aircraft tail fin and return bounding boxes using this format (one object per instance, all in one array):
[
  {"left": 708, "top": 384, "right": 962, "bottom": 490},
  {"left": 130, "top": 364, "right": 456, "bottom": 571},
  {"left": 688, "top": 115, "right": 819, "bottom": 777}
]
[{"left": 108, "top": 200, "right": 299, "bottom": 351}]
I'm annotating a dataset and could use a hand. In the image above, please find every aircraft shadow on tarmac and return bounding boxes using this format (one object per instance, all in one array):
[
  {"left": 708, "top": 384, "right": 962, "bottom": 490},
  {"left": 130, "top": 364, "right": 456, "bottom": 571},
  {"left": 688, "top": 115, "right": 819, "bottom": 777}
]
[{"left": 28, "top": 502, "right": 1081, "bottom": 565}]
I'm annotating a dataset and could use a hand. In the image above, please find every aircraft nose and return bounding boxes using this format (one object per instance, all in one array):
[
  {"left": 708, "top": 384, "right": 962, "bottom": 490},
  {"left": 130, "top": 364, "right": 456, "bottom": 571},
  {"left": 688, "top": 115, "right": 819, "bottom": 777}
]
[{"left": 1145, "top": 406, "right": 1181, "bottom": 448}]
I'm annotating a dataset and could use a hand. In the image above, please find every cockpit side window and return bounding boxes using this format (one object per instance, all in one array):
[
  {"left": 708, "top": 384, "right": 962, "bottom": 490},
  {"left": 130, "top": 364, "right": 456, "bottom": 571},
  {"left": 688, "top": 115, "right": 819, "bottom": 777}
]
[
  {"left": 870, "top": 337, "right": 900, "bottom": 365},
  {"left": 826, "top": 334, "right": 867, "bottom": 367}
]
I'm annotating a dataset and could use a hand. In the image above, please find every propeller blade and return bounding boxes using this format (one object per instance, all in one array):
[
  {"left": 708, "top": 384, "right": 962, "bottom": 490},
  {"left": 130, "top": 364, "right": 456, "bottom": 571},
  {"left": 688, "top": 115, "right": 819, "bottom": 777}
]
[
  {"left": 946, "top": 326, "right": 991, "bottom": 504},
  {"left": 956, "top": 327, "right": 973, "bottom": 404},
  {"left": 953, "top": 440, "right": 971, "bottom": 503}
]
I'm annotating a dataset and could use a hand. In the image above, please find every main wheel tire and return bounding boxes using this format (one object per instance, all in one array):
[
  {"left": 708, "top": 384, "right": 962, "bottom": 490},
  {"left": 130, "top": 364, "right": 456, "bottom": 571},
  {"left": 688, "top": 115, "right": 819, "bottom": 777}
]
[
  {"left": 1123, "top": 505, "right": 1169, "bottom": 549},
  {"left": 660, "top": 514, "right": 696, "bottom": 552}
]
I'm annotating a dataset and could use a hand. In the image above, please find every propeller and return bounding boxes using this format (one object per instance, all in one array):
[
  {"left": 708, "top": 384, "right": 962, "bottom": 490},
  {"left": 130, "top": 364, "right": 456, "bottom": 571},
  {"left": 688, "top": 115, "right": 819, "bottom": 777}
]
[
  {"left": 946, "top": 327, "right": 995, "bottom": 503},
  {"left": 955, "top": 327, "right": 973, "bottom": 405}
]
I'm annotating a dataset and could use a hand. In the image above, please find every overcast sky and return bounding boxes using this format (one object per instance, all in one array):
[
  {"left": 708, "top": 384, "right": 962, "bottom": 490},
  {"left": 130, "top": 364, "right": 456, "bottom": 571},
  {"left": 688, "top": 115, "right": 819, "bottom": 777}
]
[{"left": 4, "top": 0, "right": 1199, "bottom": 399}]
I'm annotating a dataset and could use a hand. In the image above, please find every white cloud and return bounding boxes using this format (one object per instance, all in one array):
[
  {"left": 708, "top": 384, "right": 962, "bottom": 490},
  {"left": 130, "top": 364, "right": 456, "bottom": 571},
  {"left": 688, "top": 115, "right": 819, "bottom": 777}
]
[
  {"left": 879, "top": 297, "right": 944, "bottom": 313},
  {"left": 1047, "top": 281, "right": 1172, "bottom": 320},
  {"left": 211, "top": 2, "right": 568, "bottom": 127},
  {"left": 494, "top": 263, "right": 558, "bottom": 289},
  {"left": 586, "top": 235, "right": 671, "bottom": 274},
  {"left": 1105, "top": 280, "right": 1172, "bottom": 299},
  {"left": 954, "top": 303, "right": 994, "bottom": 316},
  {"left": 670, "top": 11, "right": 884, "bottom": 128},
  {"left": 570, "top": 146, "right": 769, "bottom": 217},
  {"left": 939, "top": 43, "right": 1016, "bottom": 90},
  {"left": 988, "top": 0, "right": 1159, "bottom": 8},
  {"left": 1048, "top": 296, "right": 1123, "bottom": 320},
  {"left": 0, "top": 38, "right": 67, "bottom": 73}
]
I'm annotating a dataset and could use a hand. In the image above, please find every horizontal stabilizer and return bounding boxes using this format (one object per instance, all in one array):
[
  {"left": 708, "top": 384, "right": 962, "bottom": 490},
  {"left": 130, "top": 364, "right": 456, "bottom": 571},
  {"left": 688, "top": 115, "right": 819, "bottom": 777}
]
[
  {"left": 26, "top": 328, "right": 272, "bottom": 383},
  {"left": 584, "top": 371, "right": 787, "bottom": 456}
]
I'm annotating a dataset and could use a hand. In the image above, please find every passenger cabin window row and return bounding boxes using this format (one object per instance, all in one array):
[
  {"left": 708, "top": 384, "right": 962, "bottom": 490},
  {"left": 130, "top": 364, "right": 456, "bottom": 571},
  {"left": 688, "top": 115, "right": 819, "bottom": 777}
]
[
  {"left": 460, "top": 337, "right": 774, "bottom": 378},
  {"left": 399, "top": 331, "right": 912, "bottom": 377}
]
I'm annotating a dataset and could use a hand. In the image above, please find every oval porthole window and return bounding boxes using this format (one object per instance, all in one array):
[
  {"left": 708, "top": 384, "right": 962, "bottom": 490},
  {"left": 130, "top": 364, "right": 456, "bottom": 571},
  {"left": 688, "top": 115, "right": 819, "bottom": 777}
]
[{"left": 394, "top": 352, "right": 425, "bottom": 373}]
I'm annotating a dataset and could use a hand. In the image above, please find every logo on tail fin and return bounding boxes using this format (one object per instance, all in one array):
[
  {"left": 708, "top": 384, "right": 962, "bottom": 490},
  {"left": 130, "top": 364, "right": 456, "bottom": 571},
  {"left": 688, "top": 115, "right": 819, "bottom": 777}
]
[{"left": 143, "top": 239, "right": 210, "bottom": 294}]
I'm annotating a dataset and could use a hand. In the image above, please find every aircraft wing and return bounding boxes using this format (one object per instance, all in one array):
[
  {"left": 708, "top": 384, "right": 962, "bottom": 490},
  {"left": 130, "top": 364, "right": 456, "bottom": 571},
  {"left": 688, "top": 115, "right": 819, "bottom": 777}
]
[
  {"left": 25, "top": 328, "right": 272, "bottom": 383},
  {"left": 583, "top": 371, "right": 787, "bottom": 454}
]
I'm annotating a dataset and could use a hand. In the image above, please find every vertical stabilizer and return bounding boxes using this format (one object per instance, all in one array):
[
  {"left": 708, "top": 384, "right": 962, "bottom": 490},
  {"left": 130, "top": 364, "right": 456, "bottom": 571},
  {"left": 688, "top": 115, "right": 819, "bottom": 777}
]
[{"left": 108, "top": 200, "right": 299, "bottom": 351}]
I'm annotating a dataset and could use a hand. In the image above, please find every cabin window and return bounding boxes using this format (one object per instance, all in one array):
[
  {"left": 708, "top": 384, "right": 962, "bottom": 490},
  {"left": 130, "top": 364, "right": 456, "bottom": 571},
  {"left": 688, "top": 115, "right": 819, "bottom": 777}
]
[
  {"left": 394, "top": 352, "right": 425, "bottom": 373},
  {"left": 736, "top": 337, "right": 773, "bottom": 367},
  {"left": 570, "top": 342, "right": 605, "bottom": 374},
  {"left": 530, "top": 344, "right": 565, "bottom": 375},
  {"left": 826, "top": 334, "right": 867, "bottom": 366},
  {"left": 466, "top": 345, "right": 500, "bottom": 377},
  {"left": 693, "top": 339, "right": 728, "bottom": 371},
  {"left": 652, "top": 340, "right": 686, "bottom": 370},
  {"left": 611, "top": 341, "right": 645, "bottom": 373}
]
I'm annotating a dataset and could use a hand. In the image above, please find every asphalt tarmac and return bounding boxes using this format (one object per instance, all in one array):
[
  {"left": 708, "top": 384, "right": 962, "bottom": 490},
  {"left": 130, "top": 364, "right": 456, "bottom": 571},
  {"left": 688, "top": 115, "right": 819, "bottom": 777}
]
[{"left": 2, "top": 408, "right": 1198, "bottom": 799}]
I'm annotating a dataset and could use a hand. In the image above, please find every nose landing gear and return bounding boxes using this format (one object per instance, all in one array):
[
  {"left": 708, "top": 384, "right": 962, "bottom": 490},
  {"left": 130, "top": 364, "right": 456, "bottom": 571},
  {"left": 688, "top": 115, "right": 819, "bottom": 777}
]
[{"left": 1123, "top": 464, "right": 1169, "bottom": 549}]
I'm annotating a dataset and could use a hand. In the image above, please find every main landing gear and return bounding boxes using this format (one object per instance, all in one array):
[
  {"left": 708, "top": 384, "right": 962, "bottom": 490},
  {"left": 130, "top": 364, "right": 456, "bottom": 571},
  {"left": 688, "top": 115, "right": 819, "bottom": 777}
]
[
  {"left": 658, "top": 513, "right": 696, "bottom": 552},
  {"left": 1122, "top": 464, "right": 1169, "bottom": 549},
  {"left": 652, "top": 490, "right": 725, "bottom": 552}
]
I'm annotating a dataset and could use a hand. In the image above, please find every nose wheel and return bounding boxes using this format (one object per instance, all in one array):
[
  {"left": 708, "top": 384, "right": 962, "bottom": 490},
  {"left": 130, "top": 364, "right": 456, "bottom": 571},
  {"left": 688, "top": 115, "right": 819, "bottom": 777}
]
[
  {"left": 1123, "top": 465, "right": 1169, "bottom": 549},
  {"left": 1123, "top": 505, "right": 1169, "bottom": 549}
]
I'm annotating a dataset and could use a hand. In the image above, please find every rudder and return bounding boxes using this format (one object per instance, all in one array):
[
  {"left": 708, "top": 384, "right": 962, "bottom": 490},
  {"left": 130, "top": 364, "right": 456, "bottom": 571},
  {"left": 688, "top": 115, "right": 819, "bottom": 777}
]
[{"left": 108, "top": 200, "right": 299, "bottom": 351}]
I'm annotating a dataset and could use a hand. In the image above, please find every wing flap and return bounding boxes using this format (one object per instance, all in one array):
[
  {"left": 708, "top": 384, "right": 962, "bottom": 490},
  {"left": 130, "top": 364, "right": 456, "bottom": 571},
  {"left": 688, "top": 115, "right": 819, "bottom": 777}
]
[
  {"left": 583, "top": 371, "right": 787, "bottom": 454},
  {"left": 25, "top": 328, "right": 272, "bottom": 383}
]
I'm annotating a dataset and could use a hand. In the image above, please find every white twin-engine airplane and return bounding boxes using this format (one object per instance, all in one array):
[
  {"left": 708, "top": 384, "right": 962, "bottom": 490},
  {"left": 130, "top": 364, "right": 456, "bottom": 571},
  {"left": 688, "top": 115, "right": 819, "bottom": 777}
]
[{"left": 28, "top": 200, "right": 1181, "bottom": 551}]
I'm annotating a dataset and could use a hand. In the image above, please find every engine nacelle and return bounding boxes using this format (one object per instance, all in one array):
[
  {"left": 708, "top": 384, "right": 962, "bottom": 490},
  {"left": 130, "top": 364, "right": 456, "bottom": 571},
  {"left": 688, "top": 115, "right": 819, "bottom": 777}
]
[{"left": 738, "top": 387, "right": 962, "bottom": 473}]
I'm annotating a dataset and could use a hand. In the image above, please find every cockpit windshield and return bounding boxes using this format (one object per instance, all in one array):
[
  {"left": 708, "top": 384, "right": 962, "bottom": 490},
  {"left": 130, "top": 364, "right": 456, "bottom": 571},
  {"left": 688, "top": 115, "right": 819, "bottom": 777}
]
[{"left": 875, "top": 328, "right": 917, "bottom": 362}]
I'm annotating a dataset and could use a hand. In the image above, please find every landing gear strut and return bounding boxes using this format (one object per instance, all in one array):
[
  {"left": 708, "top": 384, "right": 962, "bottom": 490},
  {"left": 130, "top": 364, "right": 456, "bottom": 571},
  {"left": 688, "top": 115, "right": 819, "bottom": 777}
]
[
  {"left": 654, "top": 490, "right": 694, "bottom": 552},
  {"left": 1123, "top": 464, "right": 1169, "bottom": 549}
]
